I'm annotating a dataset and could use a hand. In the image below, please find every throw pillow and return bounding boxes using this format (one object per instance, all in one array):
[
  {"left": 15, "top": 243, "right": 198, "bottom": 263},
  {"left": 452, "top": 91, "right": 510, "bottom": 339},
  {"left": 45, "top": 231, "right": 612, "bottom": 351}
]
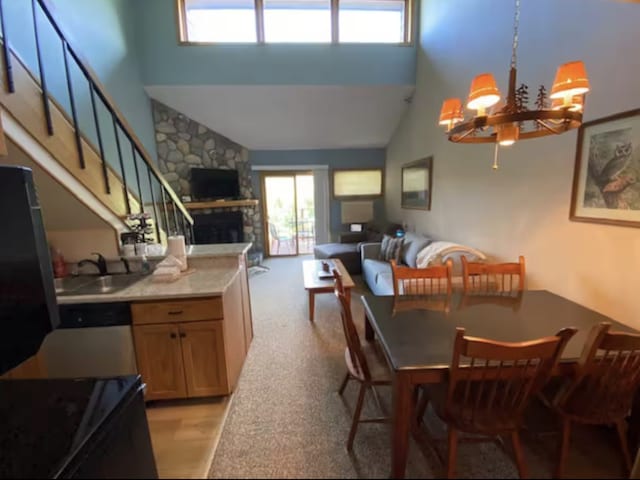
[{"left": 379, "top": 234, "right": 404, "bottom": 263}]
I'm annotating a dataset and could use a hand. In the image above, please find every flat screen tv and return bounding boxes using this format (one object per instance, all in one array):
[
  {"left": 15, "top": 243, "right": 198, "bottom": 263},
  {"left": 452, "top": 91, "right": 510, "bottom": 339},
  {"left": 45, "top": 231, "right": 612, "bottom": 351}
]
[{"left": 190, "top": 168, "right": 240, "bottom": 201}]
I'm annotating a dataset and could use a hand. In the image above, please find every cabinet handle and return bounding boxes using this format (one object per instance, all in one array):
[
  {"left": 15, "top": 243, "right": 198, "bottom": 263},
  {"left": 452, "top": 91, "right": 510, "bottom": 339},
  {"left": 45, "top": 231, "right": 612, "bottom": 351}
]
[
  {"left": 170, "top": 333, "right": 177, "bottom": 339},
  {"left": 168, "top": 310, "right": 184, "bottom": 315}
]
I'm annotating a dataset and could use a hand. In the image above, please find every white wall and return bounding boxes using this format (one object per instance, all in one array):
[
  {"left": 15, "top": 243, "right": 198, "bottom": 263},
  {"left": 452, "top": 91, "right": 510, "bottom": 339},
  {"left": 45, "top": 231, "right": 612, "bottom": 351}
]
[{"left": 386, "top": 0, "right": 640, "bottom": 328}]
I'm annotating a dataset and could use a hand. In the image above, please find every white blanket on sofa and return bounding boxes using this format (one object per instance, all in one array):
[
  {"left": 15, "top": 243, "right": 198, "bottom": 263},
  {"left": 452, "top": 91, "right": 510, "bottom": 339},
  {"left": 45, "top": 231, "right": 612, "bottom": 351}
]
[{"left": 416, "top": 241, "right": 486, "bottom": 268}]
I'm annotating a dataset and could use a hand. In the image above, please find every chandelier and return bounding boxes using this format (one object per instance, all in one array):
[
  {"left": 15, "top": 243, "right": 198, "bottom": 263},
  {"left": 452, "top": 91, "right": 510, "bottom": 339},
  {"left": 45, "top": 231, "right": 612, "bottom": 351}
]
[{"left": 438, "top": 0, "right": 590, "bottom": 155}]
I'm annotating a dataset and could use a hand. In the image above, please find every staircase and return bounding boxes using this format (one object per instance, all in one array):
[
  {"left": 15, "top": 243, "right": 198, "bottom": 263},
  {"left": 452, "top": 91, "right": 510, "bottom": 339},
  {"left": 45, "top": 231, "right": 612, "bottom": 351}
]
[{"left": 0, "top": 0, "right": 193, "bottom": 245}]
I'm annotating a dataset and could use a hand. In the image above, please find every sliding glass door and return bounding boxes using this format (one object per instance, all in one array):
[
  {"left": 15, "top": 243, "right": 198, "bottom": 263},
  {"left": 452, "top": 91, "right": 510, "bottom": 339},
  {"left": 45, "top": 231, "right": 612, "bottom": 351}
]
[{"left": 262, "top": 172, "right": 315, "bottom": 256}]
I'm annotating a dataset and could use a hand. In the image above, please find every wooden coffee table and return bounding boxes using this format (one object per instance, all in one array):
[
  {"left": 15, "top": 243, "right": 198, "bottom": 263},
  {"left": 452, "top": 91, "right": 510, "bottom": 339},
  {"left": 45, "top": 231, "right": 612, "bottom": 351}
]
[{"left": 302, "top": 258, "right": 354, "bottom": 321}]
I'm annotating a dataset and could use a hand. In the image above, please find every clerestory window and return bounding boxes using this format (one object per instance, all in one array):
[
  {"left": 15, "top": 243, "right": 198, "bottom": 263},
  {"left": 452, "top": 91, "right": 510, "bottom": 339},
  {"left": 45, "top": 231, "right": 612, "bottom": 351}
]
[{"left": 177, "top": 0, "right": 412, "bottom": 44}]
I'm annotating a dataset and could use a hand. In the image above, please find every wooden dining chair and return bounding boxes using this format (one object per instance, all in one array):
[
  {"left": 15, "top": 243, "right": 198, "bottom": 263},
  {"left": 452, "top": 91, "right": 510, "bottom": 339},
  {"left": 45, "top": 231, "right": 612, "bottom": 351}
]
[
  {"left": 418, "top": 326, "right": 576, "bottom": 478},
  {"left": 390, "top": 259, "right": 453, "bottom": 296},
  {"left": 550, "top": 322, "right": 640, "bottom": 478},
  {"left": 333, "top": 269, "right": 390, "bottom": 450},
  {"left": 462, "top": 255, "right": 526, "bottom": 293}
]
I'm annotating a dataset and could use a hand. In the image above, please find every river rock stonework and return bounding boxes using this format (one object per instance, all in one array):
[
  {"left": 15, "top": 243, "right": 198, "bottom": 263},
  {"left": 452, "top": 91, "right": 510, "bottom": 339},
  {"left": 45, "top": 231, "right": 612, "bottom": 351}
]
[{"left": 152, "top": 100, "right": 264, "bottom": 253}]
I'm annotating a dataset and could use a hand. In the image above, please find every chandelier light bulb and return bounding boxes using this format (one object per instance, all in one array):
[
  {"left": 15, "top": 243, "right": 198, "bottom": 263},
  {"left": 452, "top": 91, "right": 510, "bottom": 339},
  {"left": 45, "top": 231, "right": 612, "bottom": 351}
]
[
  {"left": 497, "top": 122, "right": 519, "bottom": 147},
  {"left": 467, "top": 73, "right": 501, "bottom": 112},
  {"left": 439, "top": 98, "right": 464, "bottom": 130},
  {"left": 550, "top": 61, "right": 590, "bottom": 100}
]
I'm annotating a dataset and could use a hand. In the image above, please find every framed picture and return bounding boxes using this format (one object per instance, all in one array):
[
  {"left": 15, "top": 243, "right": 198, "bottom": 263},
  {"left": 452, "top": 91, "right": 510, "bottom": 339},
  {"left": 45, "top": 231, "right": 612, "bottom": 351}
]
[
  {"left": 401, "top": 156, "right": 433, "bottom": 210},
  {"left": 570, "top": 108, "right": 640, "bottom": 227}
]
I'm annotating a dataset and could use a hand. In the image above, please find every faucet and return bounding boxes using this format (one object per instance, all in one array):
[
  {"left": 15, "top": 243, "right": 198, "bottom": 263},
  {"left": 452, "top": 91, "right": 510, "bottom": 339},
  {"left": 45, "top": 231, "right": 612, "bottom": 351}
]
[
  {"left": 78, "top": 252, "right": 108, "bottom": 276},
  {"left": 120, "top": 256, "right": 131, "bottom": 275}
]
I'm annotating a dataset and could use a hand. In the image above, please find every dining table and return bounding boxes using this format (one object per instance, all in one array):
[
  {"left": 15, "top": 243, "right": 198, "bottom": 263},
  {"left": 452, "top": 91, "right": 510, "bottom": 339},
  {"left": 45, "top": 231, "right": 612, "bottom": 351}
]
[{"left": 360, "top": 290, "right": 638, "bottom": 479}]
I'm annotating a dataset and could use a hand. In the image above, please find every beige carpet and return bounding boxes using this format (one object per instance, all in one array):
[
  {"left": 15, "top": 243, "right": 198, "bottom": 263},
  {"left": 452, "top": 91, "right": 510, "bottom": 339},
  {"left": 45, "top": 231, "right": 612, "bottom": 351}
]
[{"left": 209, "top": 255, "right": 627, "bottom": 478}]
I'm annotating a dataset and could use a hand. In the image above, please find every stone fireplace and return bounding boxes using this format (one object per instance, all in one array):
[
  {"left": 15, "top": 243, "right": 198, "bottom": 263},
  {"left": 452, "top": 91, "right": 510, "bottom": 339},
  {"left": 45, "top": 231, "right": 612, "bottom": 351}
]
[
  {"left": 193, "top": 211, "right": 244, "bottom": 245},
  {"left": 152, "top": 100, "right": 264, "bottom": 253}
]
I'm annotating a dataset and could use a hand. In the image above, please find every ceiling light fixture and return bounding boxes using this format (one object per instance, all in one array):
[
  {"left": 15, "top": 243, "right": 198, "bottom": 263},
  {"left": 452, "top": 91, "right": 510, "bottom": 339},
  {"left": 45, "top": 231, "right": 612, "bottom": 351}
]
[{"left": 439, "top": 0, "right": 590, "bottom": 164}]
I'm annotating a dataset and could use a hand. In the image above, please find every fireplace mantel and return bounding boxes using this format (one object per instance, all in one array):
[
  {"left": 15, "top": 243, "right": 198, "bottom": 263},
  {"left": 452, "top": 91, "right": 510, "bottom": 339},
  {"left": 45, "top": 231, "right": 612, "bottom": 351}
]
[{"left": 185, "top": 199, "right": 259, "bottom": 210}]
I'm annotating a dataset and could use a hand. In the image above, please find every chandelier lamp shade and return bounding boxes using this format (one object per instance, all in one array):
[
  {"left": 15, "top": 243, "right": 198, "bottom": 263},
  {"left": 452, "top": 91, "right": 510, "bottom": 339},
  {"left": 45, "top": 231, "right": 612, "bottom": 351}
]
[{"left": 439, "top": 0, "right": 590, "bottom": 146}]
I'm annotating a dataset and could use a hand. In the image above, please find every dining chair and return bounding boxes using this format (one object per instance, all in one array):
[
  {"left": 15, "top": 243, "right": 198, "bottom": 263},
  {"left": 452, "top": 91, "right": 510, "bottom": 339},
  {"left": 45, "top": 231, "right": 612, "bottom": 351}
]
[
  {"left": 390, "top": 259, "right": 453, "bottom": 296},
  {"left": 333, "top": 269, "right": 390, "bottom": 450},
  {"left": 417, "top": 326, "right": 576, "bottom": 478},
  {"left": 268, "top": 221, "right": 293, "bottom": 255},
  {"left": 461, "top": 255, "right": 526, "bottom": 293},
  {"left": 549, "top": 322, "right": 640, "bottom": 478}
]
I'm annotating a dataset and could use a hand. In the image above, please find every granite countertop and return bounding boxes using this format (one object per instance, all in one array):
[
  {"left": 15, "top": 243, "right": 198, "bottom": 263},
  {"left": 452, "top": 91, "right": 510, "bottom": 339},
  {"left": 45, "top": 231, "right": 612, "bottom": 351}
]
[
  {"left": 145, "top": 243, "right": 252, "bottom": 260},
  {"left": 184, "top": 243, "right": 252, "bottom": 258},
  {"left": 57, "top": 266, "right": 240, "bottom": 304}
]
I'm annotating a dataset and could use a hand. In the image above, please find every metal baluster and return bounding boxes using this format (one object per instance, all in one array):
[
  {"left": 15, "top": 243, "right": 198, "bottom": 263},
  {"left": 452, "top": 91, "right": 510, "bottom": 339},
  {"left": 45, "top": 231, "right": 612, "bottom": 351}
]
[
  {"left": 171, "top": 200, "right": 179, "bottom": 234},
  {"left": 189, "top": 222, "right": 194, "bottom": 245},
  {"left": 112, "top": 117, "right": 131, "bottom": 214},
  {"left": 62, "top": 40, "right": 85, "bottom": 168},
  {"left": 147, "top": 169, "right": 160, "bottom": 242},
  {"left": 181, "top": 214, "right": 188, "bottom": 240},
  {"left": 31, "top": 0, "right": 53, "bottom": 134},
  {"left": 131, "top": 144, "right": 144, "bottom": 213},
  {"left": 89, "top": 85, "right": 110, "bottom": 193},
  {"left": 159, "top": 187, "right": 171, "bottom": 235},
  {"left": 0, "top": 0, "right": 15, "bottom": 93}
]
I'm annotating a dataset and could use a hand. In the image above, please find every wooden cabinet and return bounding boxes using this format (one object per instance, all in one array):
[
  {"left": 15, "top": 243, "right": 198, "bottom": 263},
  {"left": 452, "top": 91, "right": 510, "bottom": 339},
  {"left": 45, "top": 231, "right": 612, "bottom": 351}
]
[
  {"left": 132, "top": 271, "right": 250, "bottom": 401},
  {"left": 180, "top": 321, "right": 227, "bottom": 397},
  {"left": 132, "top": 323, "right": 187, "bottom": 400}
]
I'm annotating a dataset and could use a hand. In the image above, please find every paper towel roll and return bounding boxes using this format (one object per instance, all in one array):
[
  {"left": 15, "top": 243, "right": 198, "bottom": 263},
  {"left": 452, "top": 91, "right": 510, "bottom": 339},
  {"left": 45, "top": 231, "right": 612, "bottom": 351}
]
[{"left": 167, "top": 235, "right": 187, "bottom": 257}]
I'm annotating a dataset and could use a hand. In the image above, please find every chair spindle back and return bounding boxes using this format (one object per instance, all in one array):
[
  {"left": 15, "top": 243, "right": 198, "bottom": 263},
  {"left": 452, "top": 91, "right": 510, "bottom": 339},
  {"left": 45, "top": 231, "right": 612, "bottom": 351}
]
[{"left": 391, "top": 259, "right": 453, "bottom": 296}]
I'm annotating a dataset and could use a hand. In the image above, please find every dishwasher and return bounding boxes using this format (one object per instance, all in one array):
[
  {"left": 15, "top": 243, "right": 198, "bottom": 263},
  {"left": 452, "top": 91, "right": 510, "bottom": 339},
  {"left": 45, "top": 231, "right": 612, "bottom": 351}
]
[{"left": 41, "top": 302, "right": 138, "bottom": 378}]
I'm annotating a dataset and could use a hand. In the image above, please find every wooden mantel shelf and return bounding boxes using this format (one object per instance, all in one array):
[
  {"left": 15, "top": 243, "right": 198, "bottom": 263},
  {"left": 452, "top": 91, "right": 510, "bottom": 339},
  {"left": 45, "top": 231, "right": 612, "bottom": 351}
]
[{"left": 185, "top": 199, "right": 259, "bottom": 210}]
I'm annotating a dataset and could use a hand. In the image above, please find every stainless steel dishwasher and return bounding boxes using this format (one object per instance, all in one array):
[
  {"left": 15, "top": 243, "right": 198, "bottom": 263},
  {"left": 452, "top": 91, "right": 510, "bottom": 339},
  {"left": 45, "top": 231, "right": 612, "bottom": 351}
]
[{"left": 41, "top": 302, "right": 138, "bottom": 378}]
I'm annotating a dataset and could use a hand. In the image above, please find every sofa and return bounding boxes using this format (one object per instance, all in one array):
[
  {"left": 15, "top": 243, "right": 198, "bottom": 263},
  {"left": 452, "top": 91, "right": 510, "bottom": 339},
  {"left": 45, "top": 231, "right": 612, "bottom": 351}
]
[
  {"left": 361, "top": 232, "right": 486, "bottom": 295},
  {"left": 313, "top": 221, "right": 401, "bottom": 274}
]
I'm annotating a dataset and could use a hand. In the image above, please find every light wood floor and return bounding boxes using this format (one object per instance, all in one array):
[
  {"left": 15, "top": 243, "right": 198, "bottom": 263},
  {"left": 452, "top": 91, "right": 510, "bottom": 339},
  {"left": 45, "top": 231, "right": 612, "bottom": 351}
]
[{"left": 146, "top": 396, "right": 231, "bottom": 479}]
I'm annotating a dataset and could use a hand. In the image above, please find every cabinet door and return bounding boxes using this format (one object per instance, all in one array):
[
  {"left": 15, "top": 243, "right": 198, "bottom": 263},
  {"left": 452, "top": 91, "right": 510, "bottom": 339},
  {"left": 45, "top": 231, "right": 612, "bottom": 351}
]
[
  {"left": 179, "top": 321, "right": 228, "bottom": 397},
  {"left": 133, "top": 324, "right": 187, "bottom": 401}
]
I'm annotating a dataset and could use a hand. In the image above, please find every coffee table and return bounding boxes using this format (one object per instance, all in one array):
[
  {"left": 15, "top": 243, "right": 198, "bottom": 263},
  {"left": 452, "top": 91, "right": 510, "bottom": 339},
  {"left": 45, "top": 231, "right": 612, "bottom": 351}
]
[{"left": 302, "top": 258, "right": 354, "bottom": 321}]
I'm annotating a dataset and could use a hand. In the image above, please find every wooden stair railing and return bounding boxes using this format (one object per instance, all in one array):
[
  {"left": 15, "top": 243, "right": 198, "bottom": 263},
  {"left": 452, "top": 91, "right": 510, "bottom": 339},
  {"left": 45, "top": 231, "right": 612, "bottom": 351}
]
[{"left": 0, "top": 0, "right": 193, "bottom": 243}]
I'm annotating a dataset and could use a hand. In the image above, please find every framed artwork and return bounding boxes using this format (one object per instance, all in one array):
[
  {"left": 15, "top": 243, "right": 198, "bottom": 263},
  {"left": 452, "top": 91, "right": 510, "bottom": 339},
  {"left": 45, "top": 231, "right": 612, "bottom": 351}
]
[
  {"left": 570, "top": 108, "right": 640, "bottom": 227},
  {"left": 401, "top": 156, "right": 433, "bottom": 210}
]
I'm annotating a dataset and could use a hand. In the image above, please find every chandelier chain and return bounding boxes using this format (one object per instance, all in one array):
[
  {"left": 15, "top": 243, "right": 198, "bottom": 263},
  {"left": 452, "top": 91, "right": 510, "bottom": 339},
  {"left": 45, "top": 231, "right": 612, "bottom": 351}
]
[{"left": 511, "top": 0, "right": 520, "bottom": 69}]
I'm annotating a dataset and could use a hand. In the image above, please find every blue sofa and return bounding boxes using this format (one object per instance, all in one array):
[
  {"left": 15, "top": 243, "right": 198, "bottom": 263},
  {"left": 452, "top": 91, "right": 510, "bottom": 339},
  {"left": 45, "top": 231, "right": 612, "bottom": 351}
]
[
  {"left": 361, "top": 232, "right": 433, "bottom": 295},
  {"left": 361, "top": 232, "right": 486, "bottom": 295}
]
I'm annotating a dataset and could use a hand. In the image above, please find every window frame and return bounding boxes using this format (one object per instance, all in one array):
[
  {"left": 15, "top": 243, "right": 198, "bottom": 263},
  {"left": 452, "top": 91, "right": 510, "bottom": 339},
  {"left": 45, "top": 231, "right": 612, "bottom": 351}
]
[
  {"left": 332, "top": 168, "right": 384, "bottom": 200},
  {"left": 175, "top": 0, "right": 413, "bottom": 45}
]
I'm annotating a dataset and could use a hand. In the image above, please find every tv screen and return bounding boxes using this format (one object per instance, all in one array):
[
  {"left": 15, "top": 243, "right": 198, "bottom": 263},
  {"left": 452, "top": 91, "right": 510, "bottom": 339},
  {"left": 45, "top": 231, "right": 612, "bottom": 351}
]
[{"left": 190, "top": 168, "right": 240, "bottom": 201}]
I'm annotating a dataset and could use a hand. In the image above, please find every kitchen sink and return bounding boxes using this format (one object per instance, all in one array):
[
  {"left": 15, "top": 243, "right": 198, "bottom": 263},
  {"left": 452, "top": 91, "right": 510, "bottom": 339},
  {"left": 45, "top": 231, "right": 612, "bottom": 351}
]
[{"left": 55, "top": 273, "right": 149, "bottom": 296}]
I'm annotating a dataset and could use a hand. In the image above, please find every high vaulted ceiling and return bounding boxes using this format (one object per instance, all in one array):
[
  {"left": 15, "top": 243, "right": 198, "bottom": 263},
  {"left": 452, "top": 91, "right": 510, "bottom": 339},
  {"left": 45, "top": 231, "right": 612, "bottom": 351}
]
[{"left": 145, "top": 85, "right": 414, "bottom": 150}]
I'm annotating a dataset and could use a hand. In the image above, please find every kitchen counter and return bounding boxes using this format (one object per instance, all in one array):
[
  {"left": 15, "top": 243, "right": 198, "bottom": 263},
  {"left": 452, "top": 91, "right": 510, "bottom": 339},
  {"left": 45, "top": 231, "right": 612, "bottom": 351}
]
[
  {"left": 182, "top": 243, "right": 252, "bottom": 258},
  {"left": 144, "top": 243, "right": 252, "bottom": 261},
  {"left": 57, "top": 266, "right": 240, "bottom": 304}
]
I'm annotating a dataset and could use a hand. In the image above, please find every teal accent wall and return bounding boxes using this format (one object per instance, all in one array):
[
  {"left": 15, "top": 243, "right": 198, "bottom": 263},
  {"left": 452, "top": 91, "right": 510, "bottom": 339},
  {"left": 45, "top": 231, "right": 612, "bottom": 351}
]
[
  {"left": 133, "top": 0, "right": 417, "bottom": 86},
  {"left": 250, "top": 149, "right": 385, "bottom": 237},
  {"left": 4, "top": 0, "right": 157, "bottom": 201}
]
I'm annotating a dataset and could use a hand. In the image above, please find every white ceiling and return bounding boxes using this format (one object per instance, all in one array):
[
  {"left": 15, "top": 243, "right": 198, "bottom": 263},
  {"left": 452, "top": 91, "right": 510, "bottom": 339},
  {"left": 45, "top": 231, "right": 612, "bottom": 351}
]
[
  {"left": 2, "top": 140, "right": 110, "bottom": 231},
  {"left": 145, "top": 85, "right": 414, "bottom": 150}
]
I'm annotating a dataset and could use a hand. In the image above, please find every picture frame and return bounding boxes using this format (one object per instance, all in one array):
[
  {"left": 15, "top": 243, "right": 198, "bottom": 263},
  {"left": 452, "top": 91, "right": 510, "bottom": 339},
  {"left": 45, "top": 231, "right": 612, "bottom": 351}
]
[
  {"left": 570, "top": 108, "right": 640, "bottom": 228},
  {"left": 401, "top": 156, "right": 433, "bottom": 210}
]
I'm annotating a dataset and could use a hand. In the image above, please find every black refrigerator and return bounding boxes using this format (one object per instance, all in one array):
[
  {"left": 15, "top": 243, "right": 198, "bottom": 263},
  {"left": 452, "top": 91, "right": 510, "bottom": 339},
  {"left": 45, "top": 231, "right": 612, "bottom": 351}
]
[{"left": 0, "top": 165, "right": 59, "bottom": 375}]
